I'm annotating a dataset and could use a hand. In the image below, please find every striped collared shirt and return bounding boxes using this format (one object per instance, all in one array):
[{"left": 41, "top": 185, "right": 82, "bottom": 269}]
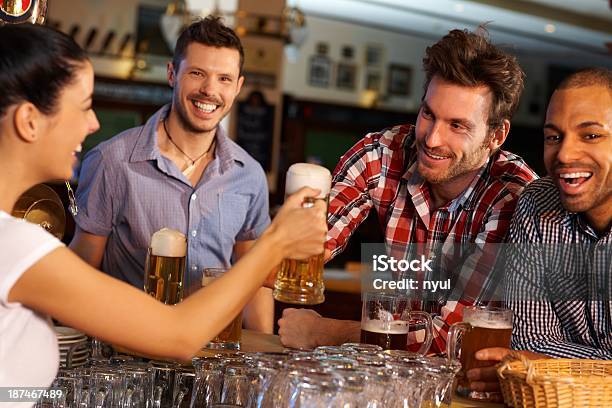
[
  {"left": 505, "top": 177, "right": 612, "bottom": 359},
  {"left": 75, "top": 105, "right": 270, "bottom": 289},
  {"left": 326, "top": 124, "right": 538, "bottom": 353}
]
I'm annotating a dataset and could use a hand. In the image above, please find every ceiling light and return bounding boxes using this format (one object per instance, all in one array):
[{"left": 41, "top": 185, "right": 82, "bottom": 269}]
[
  {"left": 545, "top": 24, "right": 556, "bottom": 33},
  {"left": 454, "top": 3, "right": 464, "bottom": 13}
]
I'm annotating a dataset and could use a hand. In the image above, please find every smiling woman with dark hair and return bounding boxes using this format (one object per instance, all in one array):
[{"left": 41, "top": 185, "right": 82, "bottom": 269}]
[{"left": 0, "top": 23, "right": 327, "bottom": 391}]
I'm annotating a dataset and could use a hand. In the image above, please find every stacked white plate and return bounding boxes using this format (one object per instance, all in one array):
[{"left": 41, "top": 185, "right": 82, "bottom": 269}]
[{"left": 55, "top": 326, "right": 89, "bottom": 368}]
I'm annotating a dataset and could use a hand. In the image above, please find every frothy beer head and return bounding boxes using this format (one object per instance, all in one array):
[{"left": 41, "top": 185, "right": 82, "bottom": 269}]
[
  {"left": 362, "top": 319, "right": 410, "bottom": 334},
  {"left": 464, "top": 316, "right": 512, "bottom": 330},
  {"left": 150, "top": 228, "right": 187, "bottom": 257},
  {"left": 285, "top": 163, "right": 332, "bottom": 199}
]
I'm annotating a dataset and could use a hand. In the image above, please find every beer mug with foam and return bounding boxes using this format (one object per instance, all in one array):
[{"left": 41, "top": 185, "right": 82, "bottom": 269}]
[
  {"left": 144, "top": 228, "right": 187, "bottom": 305},
  {"left": 273, "top": 163, "right": 331, "bottom": 305},
  {"left": 447, "top": 306, "right": 513, "bottom": 401},
  {"left": 202, "top": 268, "right": 242, "bottom": 350},
  {"left": 360, "top": 291, "right": 433, "bottom": 353}
]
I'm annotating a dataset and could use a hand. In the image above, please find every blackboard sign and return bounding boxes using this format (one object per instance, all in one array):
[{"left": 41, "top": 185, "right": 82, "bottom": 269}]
[{"left": 236, "top": 91, "right": 275, "bottom": 171}]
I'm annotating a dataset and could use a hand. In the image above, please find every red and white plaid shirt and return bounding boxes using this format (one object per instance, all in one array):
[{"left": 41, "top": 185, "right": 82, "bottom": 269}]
[{"left": 325, "top": 124, "right": 538, "bottom": 354}]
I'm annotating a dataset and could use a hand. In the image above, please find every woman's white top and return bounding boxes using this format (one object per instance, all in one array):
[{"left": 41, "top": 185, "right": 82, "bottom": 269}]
[{"left": 0, "top": 211, "right": 63, "bottom": 396}]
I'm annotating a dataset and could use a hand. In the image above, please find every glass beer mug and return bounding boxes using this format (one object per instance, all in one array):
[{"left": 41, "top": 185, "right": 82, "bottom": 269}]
[
  {"left": 360, "top": 291, "right": 433, "bottom": 353},
  {"left": 144, "top": 228, "right": 187, "bottom": 305},
  {"left": 447, "top": 306, "right": 513, "bottom": 401},
  {"left": 202, "top": 268, "right": 243, "bottom": 350},
  {"left": 273, "top": 163, "right": 332, "bottom": 305}
]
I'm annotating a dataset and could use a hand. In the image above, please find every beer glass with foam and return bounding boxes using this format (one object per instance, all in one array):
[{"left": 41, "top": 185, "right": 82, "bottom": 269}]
[
  {"left": 447, "top": 306, "right": 513, "bottom": 401},
  {"left": 144, "top": 228, "right": 187, "bottom": 305},
  {"left": 201, "top": 268, "right": 242, "bottom": 350},
  {"left": 360, "top": 291, "right": 433, "bottom": 353},
  {"left": 273, "top": 163, "right": 331, "bottom": 305}
]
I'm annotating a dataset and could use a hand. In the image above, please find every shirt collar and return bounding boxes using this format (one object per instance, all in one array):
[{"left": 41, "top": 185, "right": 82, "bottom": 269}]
[
  {"left": 129, "top": 105, "right": 168, "bottom": 163},
  {"left": 558, "top": 209, "right": 611, "bottom": 242},
  {"left": 214, "top": 125, "right": 246, "bottom": 174},
  {"left": 538, "top": 178, "right": 611, "bottom": 242},
  {"left": 128, "top": 104, "right": 246, "bottom": 173}
]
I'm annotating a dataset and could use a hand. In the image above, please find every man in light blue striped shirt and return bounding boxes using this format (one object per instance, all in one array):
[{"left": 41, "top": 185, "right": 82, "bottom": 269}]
[
  {"left": 70, "top": 17, "right": 274, "bottom": 332},
  {"left": 466, "top": 68, "right": 612, "bottom": 393}
]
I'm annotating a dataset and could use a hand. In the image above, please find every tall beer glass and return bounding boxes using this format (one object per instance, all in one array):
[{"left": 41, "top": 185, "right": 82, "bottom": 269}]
[
  {"left": 144, "top": 228, "right": 187, "bottom": 305},
  {"left": 202, "top": 268, "right": 242, "bottom": 350},
  {"left": 360, "top": 291, "right": 433, "bottom": 353},
  {"left": 273, "top": 163, "right": 331, "bottom": 305},
  {"left": 447, "top": 306, "right": 513, "bottom": 401}
]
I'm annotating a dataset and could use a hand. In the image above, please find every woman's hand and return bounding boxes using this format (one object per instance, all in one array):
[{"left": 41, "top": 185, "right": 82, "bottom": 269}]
[{"left": 265, "top": 187, "right": 328, "bottom": 261}]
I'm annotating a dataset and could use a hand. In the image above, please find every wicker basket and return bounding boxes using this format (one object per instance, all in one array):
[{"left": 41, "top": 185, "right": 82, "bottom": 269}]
[{"left": 497, "top": 353, "right": 612, "bottom": 408}]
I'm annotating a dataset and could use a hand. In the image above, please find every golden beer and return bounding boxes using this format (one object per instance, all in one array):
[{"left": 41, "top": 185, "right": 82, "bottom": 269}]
[
  {"left": 144, "top": 254, "right": 186, "bottom": 304},
  {"left": 202, "top": 268, "right": 242, "bottom": 350},
  {"left": 144, "top": 228, "right": 187, "bottom": 305},
  {"left": 448, "top": 306, "right": 513, "bottom": 401},
  {"left": 275, "top": 253, "right": 325, "bottom": 304},
  {"left": 209, "top": 312, "right": 242, "bottom": 350},
  {"left": 273, "top": 163, "right": 331, "bottom": 305}
]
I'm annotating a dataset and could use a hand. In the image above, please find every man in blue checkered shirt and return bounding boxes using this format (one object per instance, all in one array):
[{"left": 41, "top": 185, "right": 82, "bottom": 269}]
[{"left": 466, "top": 67, "right": 612, "bottom": 394}]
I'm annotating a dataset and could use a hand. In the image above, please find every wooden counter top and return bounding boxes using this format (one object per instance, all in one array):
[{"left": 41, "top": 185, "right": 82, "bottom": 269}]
[
  {"left": 323, "top": 268, "right": 361, "bottom": 294},
  {"left": 195, "top": 329, "right": 285, "bottom": 356}
]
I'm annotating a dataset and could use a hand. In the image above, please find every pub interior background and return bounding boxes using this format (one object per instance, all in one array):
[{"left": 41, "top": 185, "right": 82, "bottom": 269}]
[{"left": 42, "top": 0, "right": 611, "bottom": 325}]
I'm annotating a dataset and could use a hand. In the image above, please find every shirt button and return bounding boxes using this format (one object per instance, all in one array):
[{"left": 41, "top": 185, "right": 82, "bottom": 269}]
[
  {"left": 191, "top": 193, "right": 197, "bottom": 201},
  {"left": 191, "top": 230, "right": 197, "bottom": 237}
]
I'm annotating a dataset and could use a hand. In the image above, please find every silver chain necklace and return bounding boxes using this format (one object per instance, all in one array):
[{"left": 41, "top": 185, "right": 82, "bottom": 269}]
[{"left": 163, "top": 119, "right": 215, "bottom": 177}]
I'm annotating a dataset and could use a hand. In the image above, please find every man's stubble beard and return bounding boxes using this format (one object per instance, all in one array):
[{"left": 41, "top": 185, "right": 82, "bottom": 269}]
[{"left": 418, "top": 140, "right": 491, "bottom": 185}]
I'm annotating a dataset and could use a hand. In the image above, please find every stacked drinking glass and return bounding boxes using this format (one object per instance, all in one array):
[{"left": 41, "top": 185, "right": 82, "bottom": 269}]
[{"left": 37, "top": 344, "right": 460, "bottom": 408}]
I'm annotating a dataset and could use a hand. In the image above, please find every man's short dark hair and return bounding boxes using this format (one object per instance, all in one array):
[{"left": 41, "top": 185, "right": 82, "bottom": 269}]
[
  {"left": 422, "top": 28, "right": 525, "bottom": 131},
  {"left": 173, "top": 16, "right": 244, "bottom": 75},
  {"left": 557, "top": 67, "right": 612, "bottom": 91}
]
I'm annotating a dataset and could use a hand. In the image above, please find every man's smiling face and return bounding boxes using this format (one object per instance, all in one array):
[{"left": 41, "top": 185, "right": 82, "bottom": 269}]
[{"left": 544, "top": 85, "right": 612, "bottom": 216}]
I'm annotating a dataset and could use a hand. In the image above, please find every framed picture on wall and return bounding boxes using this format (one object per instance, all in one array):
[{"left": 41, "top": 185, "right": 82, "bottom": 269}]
[
  {"left": 308, "top": 55, "right": 332, "bottom": 88},
  {"left": 365, "top": 43, "right": 384, "bottom": 67},
  {"left": 387, "top": 64, "right": 412, "bottom": 96},
  {"left": 365, "top": 71, "right": 382, "bottom": 91},
  {"left": 336, "top": 63, "right": 357, "bottom": 90}
]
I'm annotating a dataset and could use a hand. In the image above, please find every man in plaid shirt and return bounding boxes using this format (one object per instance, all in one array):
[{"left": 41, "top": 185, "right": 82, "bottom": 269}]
[{"left": 278, "top": 29, "right": 538, "bottom": 353}]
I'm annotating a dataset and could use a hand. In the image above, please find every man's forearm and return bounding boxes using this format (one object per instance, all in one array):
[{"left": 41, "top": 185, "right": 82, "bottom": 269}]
[{"left": 319, "top": 318, "right": 361, "bottom": 345}]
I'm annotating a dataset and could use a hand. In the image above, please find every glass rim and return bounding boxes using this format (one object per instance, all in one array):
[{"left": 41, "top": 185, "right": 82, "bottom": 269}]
[
  {"left": 202, "top": 267, "right": 228, "bottom": 277},
  {"left": 464, "top": 305, "right": 513, "bottom": 315},
  {"left": 362, "top": 290, "right": 410, "bottom": 300}
]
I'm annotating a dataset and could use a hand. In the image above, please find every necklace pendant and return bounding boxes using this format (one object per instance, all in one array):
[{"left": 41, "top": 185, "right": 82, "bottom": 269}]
[{"left": 183, "top": 162, "right": 196, "bottom": 177}]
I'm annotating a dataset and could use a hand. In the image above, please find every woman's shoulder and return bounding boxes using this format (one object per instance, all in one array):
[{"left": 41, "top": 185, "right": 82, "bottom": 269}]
[{"left": 0, "top": 212, "right": 64, "bottom": 278}]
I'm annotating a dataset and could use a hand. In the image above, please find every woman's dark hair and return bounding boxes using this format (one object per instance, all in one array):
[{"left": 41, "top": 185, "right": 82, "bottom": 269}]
[
  {"left": 0, "top": 23, "right": 88, "bottom": 118},
  {"left": 422, "top": 28, "right": 525, "bottom": 131},
  {"left": 173, "top": 16, "right": 244, "bottom": 75}
]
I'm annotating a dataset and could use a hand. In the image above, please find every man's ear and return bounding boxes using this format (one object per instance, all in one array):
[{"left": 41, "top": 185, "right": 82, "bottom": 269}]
[
  {"left": 489, "top": 119, "right": 510, "bottom": 151},
  {"left": 237, "top": 75, "right": 245, "bottom": 94},
  {"left": 14, "top": 102, "right": 42, "bottom": 143},
  {"left": 167, "top": 62, "right": 176, "bottom": 88}
]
